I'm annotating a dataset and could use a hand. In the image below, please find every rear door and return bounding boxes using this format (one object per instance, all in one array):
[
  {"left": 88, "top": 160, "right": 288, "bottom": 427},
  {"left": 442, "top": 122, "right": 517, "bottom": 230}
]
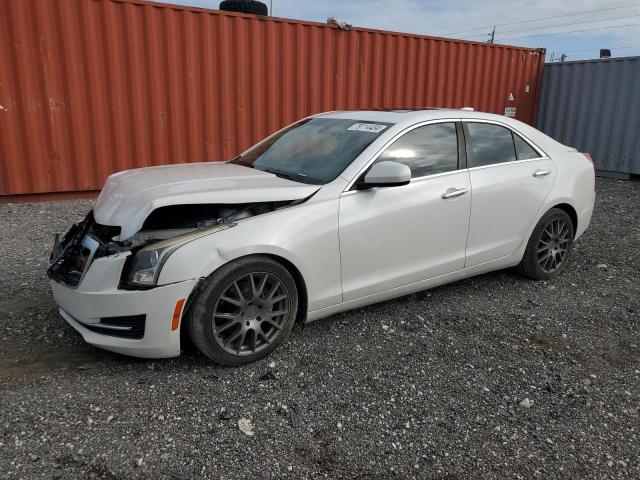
[{"left": 463, "top": 121, "right": 556, "bottom": 267}]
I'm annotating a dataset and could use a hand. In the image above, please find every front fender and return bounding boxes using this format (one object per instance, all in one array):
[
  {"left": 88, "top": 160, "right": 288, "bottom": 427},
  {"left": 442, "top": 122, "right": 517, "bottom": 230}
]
[
  {"left": 157, "top": 198, "right": 342, "bottom": 311},
  {"left": 163, "top": 240, "right": 306, "bottom": 284}
]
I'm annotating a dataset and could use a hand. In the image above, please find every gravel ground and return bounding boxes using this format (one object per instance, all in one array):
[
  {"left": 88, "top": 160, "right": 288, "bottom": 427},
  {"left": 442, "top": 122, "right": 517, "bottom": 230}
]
[{"left": 0, "top": 178, "right": 638, "bottom": 480}]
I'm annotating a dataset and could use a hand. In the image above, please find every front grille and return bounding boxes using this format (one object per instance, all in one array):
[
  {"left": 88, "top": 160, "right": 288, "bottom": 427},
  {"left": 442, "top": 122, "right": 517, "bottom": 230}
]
[
  {"left": 48, "top": 212, "right": 121, "bottom": 288},
  {"left": 48, "top": 214, "right": 94, "bottom": 287},
  {"left": 56, "top": 239, "right": 93, "bottom": 285},
  {"left": 84, "top": 315, "right": 146, "bottom": 340}
]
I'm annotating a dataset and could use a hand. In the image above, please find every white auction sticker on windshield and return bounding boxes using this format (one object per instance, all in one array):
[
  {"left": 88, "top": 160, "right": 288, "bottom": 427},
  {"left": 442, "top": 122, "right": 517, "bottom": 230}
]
[{"left": 347, "top": 123, "right": 388, "bottom": 133}]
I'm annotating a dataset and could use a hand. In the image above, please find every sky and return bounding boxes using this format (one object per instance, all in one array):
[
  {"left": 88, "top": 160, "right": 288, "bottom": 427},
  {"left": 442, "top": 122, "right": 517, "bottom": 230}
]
[{"left": 150, "top": 0, "right": 640, "bottom": 61}]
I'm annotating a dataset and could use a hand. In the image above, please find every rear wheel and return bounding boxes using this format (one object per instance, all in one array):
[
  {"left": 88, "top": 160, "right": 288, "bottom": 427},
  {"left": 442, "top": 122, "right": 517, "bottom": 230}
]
[
  {"left": 518, "top": 208, "right": 574, "bottom": 280},
  {"left": 187, "top": 256, "right": 298, "bottom": 366}
]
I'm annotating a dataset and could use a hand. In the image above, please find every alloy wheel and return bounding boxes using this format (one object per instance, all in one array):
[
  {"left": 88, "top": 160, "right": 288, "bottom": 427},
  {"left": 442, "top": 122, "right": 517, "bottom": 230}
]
[
  {"left": 537, "top": 218, "right": 571, "bottom": 273},
  {"left": 212, "top": 272, "right": 290, "bottom": 356}
]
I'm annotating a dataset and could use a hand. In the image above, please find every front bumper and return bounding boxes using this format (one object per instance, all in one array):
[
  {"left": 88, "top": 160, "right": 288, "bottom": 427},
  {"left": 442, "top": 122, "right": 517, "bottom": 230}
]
[{"left": 51, "top": 262, "right": 198, "bottom": 358}]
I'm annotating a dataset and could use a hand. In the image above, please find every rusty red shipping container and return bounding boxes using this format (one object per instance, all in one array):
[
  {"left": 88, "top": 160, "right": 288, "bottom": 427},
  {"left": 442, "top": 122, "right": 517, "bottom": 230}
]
[{"left": 0, "top": 0, "right": 546, "bottom": 200}]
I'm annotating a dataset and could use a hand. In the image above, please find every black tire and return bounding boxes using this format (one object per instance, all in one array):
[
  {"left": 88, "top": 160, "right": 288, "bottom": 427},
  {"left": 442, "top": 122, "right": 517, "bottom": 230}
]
[
  {"left": 219, "top": 0, "right": 268, "bottom": 16},
  {"left": 187, "top": 256, "right": 298, "bottom": 366},
  {"left": 518, "top": 208, "right": 575, "bottom": 281}
]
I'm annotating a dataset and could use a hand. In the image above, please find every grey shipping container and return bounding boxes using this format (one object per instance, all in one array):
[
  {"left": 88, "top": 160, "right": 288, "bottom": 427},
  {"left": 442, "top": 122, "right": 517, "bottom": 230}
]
[{"left": 537, "top": 56, "right": 640, "bottom": 177}]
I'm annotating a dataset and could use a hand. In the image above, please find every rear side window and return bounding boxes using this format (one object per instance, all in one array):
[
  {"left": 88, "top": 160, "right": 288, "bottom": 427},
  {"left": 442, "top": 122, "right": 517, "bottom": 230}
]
[
  {"left": 466, "top": 123, "right": 516, "bottom": 167},
  {"left": 376, "top": 122, "right": 458, "bottom": 178},
  {"left": 513, "top": 133, "right": 539, "bottom": 160}
]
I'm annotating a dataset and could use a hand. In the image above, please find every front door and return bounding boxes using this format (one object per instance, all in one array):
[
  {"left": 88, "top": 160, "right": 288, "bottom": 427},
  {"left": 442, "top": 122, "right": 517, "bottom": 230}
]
[{"left": 339, "top": 122, "right": 472, "bottom": 302}]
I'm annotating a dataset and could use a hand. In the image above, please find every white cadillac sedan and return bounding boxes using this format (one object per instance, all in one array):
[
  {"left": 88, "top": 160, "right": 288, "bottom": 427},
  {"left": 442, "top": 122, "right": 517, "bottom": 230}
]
[{"left": 48, "top": 109, "right": 595, "bottom": 365}]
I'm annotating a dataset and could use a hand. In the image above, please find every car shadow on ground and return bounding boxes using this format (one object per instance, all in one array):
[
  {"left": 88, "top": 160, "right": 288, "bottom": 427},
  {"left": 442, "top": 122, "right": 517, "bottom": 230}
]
[{"left": 0, "top": 266, "right": 525, "bottom": 383}]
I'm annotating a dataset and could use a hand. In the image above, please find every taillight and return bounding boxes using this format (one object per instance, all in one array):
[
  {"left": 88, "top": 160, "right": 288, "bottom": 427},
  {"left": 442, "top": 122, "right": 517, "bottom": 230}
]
[{"left": 582, "top": 153, "right": 596, "bottom": 191}]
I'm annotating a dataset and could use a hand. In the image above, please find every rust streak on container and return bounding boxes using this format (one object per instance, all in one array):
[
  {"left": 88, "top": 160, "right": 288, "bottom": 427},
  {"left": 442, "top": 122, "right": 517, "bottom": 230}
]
[{"left": 0, "top": 0, "right": 546, "bottom": 199}]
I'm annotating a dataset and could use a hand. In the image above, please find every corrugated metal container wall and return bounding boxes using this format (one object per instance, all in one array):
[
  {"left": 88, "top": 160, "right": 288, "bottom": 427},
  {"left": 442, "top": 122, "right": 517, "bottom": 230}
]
[
  {"left": 0, "top": 0, "right": 546, "bottom": 199},
  {"left": 538, "top": 56, "right": 640, "bottom": 175}
]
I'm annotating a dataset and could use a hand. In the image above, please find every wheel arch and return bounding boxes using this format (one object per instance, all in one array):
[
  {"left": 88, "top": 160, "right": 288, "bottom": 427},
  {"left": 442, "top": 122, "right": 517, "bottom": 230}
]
[
  {"left": 550, "top": 202, "right": 578, "bottom": 237},
  {"left": 514, "top": 199, "right": 580, "bottom": 266},
  {"left": 259, "top": 253, "right": 308, "bottom": 324},
  {"left": 184, "top": 252, "right": 309, "bottom": 327}
]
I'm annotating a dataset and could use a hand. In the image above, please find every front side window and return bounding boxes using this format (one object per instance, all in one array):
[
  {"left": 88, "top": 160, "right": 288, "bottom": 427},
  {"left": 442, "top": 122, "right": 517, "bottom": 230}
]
[
  {"left": 376, "top": 122, "right": 459, "bottom": 178},
  {"left": 466, "top": 123, "right": 517, "bottom": 167},
  {"left": 232, "top": 118, "right": 392, "bottom": 184}
]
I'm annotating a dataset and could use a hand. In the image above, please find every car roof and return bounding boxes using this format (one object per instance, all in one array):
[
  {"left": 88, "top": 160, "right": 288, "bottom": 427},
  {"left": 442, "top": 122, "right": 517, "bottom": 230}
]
[
  {"left": 316, "top": 108, "right": 509, "bottom": 124},
  {"left": 314, "top": 108, "right": 569, "bottom": 154}
]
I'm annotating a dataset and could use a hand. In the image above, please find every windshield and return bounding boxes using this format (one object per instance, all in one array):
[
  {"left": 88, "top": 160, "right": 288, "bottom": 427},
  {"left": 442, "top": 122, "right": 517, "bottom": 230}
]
[{"left": 231, "top": 118, "right": 393, "bottom": 184}]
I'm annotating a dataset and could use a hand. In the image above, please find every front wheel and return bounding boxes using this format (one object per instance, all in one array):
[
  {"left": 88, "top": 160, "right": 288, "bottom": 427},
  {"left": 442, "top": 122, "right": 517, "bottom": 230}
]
[
  {"left": 518, "top": 208, "right": 575, "bottom": 281},
  {"left": 187, "top": 256, "right": 298, "bottom": 366}
]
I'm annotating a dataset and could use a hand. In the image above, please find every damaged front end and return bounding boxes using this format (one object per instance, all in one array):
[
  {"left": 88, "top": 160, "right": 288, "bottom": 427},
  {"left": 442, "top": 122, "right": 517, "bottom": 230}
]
[
  {"left": 47, "top": 211, "right": 120, "bottom": 288},
  {"left": 48, "top": 201, "right": 297, "bottom": 290}
]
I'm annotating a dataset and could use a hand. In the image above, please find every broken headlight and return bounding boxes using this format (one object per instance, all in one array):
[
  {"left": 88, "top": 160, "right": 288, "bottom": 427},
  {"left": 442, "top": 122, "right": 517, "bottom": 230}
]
[
  {"left": 124, "top": 223, "right": 236, "bottom": 287},
  {"left": 126, "top": 245, "right": 170, "bottom": 286}
]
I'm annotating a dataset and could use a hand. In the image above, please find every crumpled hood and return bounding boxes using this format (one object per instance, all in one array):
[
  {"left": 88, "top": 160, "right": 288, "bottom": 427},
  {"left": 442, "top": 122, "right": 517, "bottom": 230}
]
[{"left": 94, "top": 162, "right": 320, "bottom": 239}]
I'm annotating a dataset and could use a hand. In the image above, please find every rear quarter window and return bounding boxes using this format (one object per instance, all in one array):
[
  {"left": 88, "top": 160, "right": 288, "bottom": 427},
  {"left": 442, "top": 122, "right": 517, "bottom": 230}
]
[{"left": 513, "top": 134, "right": 540, "bottom": 160}]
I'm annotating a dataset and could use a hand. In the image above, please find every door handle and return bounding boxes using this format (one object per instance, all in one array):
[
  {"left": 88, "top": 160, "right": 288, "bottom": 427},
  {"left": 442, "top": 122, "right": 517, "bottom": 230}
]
[
  {"left": 533, "top": 169, "right": 552, "bottom": 177},
  {"left": 441, "top": 187, "right": 469, "bottom": 199}
]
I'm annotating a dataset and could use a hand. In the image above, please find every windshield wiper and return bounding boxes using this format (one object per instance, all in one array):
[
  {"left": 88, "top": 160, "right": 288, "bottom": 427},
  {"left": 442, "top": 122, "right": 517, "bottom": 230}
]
[
  {"left": 258, "top": 167, "right": 315, "bottom": 184},
  {"left": 229, "top": 155, "right": 246, "bottom": 165}
]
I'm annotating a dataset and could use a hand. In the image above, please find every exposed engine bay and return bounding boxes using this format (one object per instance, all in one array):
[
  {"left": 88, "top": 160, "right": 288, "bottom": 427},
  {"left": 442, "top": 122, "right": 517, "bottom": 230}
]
[
  {"left": 122, "top": 201, "right": 294, "bottom": 249},
  {"left": 47, "top": 201, "right": 297, "bottom": 288}
]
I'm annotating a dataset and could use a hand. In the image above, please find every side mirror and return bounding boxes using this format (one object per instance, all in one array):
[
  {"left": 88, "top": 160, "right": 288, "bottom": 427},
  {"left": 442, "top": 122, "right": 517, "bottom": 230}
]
[{"left": 361, "top": 161, "right": 411, "bottom": 188}]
